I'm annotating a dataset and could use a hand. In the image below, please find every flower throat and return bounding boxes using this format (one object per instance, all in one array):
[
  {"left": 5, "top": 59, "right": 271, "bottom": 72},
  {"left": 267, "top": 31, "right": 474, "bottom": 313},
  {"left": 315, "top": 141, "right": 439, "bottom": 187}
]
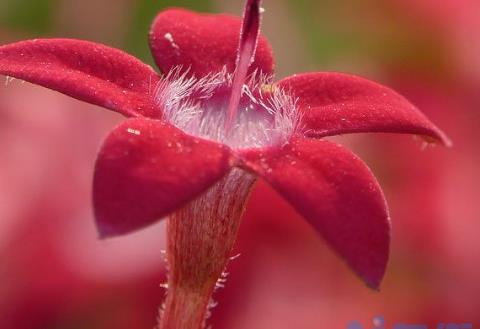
[{"left": 155, "top": 1, "right": 298, "bottom": 150}]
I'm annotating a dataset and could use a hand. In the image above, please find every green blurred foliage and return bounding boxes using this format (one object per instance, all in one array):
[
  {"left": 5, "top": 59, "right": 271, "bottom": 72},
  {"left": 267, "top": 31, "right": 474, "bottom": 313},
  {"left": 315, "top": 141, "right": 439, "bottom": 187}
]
[
  {"left": 289, "top": 0, "right": 449, "bottom": 77},
  {"left": 0, "top": 0, "right": 55, "bottom": 35}
]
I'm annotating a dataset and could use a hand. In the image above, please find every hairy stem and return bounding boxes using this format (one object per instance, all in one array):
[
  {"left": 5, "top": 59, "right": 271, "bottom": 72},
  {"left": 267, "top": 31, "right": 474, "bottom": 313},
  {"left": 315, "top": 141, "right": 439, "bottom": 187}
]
[{"left": 159, "top": 169, "right": 255, "bottom": 329}]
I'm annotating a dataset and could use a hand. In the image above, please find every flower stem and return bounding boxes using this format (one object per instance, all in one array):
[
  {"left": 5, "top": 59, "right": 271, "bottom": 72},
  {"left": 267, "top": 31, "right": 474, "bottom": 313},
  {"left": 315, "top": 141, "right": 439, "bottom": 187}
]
[
  {"left": 159, "top": 170, "right": 255, "bottom": 329},
  {"left": 160, "top": 286, "right": 211, "bottom": 329}
]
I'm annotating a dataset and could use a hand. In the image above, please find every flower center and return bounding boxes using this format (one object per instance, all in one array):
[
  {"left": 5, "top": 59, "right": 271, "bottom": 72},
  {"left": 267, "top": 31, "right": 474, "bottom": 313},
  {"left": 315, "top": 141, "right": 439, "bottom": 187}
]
[{"left": 155, "top": 68, "right": 299, "bottom": 149}]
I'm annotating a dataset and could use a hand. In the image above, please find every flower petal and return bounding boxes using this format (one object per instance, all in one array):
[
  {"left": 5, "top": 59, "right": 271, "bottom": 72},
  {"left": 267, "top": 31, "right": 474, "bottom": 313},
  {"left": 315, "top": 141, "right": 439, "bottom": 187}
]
[
  {"left": 0, "top": 39, "right": 160, "bottom": 118},
  {"left": 278, "top": 72, "right": 451, "bottom": 145},
  {"left": 239, "top": 138, "right": 390, "bottom": 289},
  {"left": 149, "top": 8, "right": 274, "bottom": 77},
  {"left": 93, "top": 118, "right": 232, "bottom": 237}
]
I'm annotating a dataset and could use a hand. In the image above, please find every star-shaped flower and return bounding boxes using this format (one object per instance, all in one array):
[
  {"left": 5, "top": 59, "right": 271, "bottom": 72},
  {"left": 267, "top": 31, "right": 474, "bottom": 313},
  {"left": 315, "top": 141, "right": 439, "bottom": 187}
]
[{"left": 0, "top": 0, "right": 449, "bottom": 327}]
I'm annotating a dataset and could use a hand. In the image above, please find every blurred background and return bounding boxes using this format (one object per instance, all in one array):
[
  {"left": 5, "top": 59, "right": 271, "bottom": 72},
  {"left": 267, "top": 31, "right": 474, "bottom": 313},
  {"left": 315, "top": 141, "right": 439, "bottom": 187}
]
[{"left": 0, "top": 0, "right": 479, "bottom": 328}]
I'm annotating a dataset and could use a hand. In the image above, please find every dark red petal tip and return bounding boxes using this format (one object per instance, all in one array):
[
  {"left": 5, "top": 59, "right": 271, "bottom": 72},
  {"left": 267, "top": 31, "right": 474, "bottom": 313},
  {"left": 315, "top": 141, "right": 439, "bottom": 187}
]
[
  {"left": 93, "top": 118, "right": 232, "bottom": 238},
  {"left": 0, "top": 39, "right": 160, "bottom": 118},
  {"left": 278, "top": 72, "right": 451, "bottom": 146},
  {"left": 149, "top": 8, "right": 274, "bottom": 77},
  {"left": 239, "top": 138, "right": 390, "bottom": 289}
]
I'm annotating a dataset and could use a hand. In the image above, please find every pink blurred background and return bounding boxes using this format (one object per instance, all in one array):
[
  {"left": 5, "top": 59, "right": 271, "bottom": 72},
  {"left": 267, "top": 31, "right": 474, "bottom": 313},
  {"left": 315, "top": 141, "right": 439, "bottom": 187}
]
[{"left": 1, "top": 0, "right": 479, "bottom": 328}]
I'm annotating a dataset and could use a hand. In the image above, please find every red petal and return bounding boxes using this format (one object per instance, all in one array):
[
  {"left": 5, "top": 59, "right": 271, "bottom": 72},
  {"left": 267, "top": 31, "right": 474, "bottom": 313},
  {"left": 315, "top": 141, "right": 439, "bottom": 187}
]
[
  {"left": 149, "top": 8, "right": 274, "bottom": 77},
  {"left": 239, "top": 138, "right": 390, "bottom": 289},
  {"left": 279, "top": 72, "right": 451, "bottom": 145},
  {"left": 0, "top": 39, "right": 160, "bottom": 118},
  {"left": 93, "top": 118, "right": 232, "bottom": 237}
]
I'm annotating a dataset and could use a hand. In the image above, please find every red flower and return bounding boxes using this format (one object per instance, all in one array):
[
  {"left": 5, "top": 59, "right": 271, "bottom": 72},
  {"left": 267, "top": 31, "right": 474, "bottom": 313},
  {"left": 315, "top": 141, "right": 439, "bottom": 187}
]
[{"left": 0, "top": 0, "right": 448, "bottom": 327}]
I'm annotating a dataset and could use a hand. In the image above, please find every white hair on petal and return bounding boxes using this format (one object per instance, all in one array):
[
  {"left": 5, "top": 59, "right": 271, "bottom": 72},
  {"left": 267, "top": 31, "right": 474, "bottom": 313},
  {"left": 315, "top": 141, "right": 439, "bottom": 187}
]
[
  {"left": 4, "top": 76, "right": 16, "bottom": 86},
  {"left": 155, "top": 67, "right": 300, "bottom": 149}
]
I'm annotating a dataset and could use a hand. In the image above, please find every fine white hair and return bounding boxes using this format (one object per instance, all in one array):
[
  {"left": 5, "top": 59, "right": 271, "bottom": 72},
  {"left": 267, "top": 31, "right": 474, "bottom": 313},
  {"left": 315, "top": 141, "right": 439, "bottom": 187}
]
[{"left": 155, "top": 67, "right": 300, "bottom": 149}]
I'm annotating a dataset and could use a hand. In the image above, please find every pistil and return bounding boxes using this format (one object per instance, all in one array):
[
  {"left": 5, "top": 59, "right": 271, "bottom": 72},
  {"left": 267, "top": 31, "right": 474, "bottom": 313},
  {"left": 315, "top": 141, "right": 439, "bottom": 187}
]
[{"left": 225, "top": 0, "right": 263, "bottom": 131}]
